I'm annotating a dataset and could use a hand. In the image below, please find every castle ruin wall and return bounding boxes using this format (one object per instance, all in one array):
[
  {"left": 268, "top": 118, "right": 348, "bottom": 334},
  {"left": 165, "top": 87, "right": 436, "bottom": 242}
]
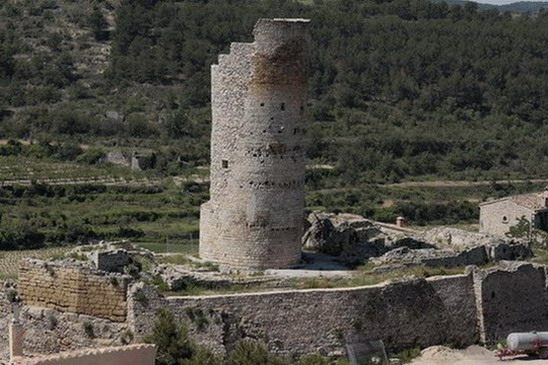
[
  {"left": 128, "top": 274, "right": 478, "bottom": 356},
  {"left": 473, "top": 262, "right": 548, "bottom": 342},
  {"left": 2, "top": 262, "right": 548, "bottom": 360},
  {"left": 18, "top": 259, "right": 130, "bottom": 322},
  {"left": 200, "top": 19, "right": 310, "bottom": 270}
]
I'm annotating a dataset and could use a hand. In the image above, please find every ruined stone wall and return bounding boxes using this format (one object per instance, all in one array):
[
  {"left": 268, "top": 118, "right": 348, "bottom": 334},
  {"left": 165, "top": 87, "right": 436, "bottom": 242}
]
[
  {"left": 473, "top": 262, "right": 548, "bottom": 342},
  {"left": 479, "top": 200, "right": 532, "bottom": 236},
  {"left": 14, "top": 344, "right": 156, "bottom": 365},
  {"left": 0, "top": 291, "right": 128, "bottom": 362},
  {"left": 200, "top": 19, "right": 310, "bottom": 270},
  {"left": 18, "top": 259, "right": 129, "bottom": 322},
  {"left": 0, "top": 281, "right": 12, "bottom": 360},
  {"left": 128, "top": 274, "right": 478, "bottom": 356},
  {"left": 4, "top": 262, "right": 548, "bottom": 360}
]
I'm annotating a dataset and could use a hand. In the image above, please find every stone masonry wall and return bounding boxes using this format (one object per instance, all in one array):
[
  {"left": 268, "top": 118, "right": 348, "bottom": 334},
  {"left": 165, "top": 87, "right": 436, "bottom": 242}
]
[
  {"left": 18, "top": 259, "right": 129, "bottom": 322},
  {"left": 473, "top": 262, "right": 548, "bottom": 342},
  {"left": 128, "top": 274, "right": 478, "bottom": 356},
  {"left": 200, "top": 19, "right": 310, "bottom": 270},
  {"left": 479, "top": 199, "right": 532, "bottom": 236},
  {"left": 6, "top": 262, "right": 547, "bottom": 359},
  {"left": 0, "top": 281, "right": 13, "bottom": 360}
]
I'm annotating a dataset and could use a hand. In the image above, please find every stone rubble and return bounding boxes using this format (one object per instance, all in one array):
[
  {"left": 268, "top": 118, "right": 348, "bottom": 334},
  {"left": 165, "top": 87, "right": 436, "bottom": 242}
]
[{"left": 302, "top": 212, "right": 533, "bottom": 269}]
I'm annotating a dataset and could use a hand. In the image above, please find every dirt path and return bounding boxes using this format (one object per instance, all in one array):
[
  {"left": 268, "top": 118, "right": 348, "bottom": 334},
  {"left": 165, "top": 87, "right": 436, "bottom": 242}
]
[
  {"left": 410, "top": 346, "right": 547, "bottom": 365},
  {"left": 388, "top": 179, "right": 548, "bottom": 188}
]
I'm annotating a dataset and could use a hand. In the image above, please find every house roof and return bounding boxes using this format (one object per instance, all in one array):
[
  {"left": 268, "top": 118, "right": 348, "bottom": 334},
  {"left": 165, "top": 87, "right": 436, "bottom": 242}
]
[{"left": 479, "top": 191, "right": 548, "bottom": 211}]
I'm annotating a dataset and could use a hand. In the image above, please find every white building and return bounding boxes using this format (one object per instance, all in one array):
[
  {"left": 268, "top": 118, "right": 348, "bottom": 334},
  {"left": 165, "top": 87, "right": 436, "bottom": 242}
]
[{"left": 479, "top": 191, "right": 548, "bottom": 236}]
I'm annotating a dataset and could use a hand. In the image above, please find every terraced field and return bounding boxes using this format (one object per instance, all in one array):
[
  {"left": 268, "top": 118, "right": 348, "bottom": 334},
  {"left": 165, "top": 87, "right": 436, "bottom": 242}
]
[
  {"left": 0, "top": 156, "right": 161, "bottom": 186},
  {"left": 0, "top": 247, "right": 72, "bottom": 279}
]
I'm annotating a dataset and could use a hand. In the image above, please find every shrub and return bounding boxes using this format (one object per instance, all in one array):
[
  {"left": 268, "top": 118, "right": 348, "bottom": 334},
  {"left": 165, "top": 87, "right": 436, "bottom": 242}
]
[
  {"left": 294, "top": 354, "right": 332, "bottom": 365},
  {"left": 83, "top": 321, "right": 94, "bottom": 338},
  {"left": 76, "top": 148, "right": 105, "bottom": 164},
  {"left": 225, "top": 339, "right": 288, "bottom": 365},
  {"left": 133, "top": 289, "right": 148, "bottom": 306},
  {"left": 144, "top": 309, "right": 197, "bottom": 365},
  {"left": 46, "top": 312, "right": 58, "bottom": 330}
]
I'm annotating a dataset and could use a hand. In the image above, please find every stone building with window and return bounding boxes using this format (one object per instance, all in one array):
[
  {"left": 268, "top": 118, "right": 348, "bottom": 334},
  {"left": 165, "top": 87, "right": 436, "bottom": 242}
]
[
  {"left": 479, "top": 191, "right": 548, "bottom": 236},
  {"left": 199, "top": 18, "right": 310, "bottom": 270}
]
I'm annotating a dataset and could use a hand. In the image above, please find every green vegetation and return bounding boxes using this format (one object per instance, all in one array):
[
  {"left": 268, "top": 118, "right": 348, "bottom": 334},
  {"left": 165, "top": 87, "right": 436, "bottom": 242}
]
[
  {"left": 2, "top": 0, "right": 548, "bottom": 184},
  {"left": 307, "top": 180, "right": 546, "bottom": 225},
  {"left": 0, "top": 182, "right": 204, "bottom": 250},
  {"left": 1, "top": 0, "right": 547, "bottom": 278},
  {"left": 0, "top": 246, "right": 72, "bottom": 277},
  {"left": 292, "top": 265, "right": 465, "bottom": 290},
  {"left": 158, "top": 263, "right": 465, "bottom": 297},
  {"left": 392, "top": 347, "right": 422, "bottom": 363},
  {"left": 1, "top": 177, "right": 544, "bottom": 253},
  {"left": 506, "top": 215, "right": 548, "bottom": 248},
  {"left": 1, "top": 0, "right": 548, "bottom": 251}
]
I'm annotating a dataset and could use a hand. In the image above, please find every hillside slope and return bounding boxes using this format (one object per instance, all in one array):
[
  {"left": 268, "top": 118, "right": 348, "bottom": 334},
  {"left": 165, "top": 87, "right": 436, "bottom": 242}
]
[{"left": 2, "top": 0, "right": 548, "bottom": 185}]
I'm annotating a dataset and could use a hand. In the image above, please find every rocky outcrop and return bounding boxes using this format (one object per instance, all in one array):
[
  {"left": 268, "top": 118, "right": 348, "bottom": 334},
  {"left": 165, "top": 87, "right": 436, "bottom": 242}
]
[
  {"left": 302, "top": 212, "right": 382, "bottom": 255},
  {"left": 372, "top": 246, "right": 489, "bottom": 268},
  {"left": 302, "top": 213, "right": 533, "bottom": 269},
  {"left": 414, "top": 227, "right": 533, "bottom": 262},
  {"left": 416, "top": 226, "right": 513, "bottom": 250}
]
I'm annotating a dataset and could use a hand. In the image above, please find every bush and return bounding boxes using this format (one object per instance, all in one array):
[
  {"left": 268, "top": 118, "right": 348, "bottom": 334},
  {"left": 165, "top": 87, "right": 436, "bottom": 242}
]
[
  {"left": 225, "top": 339, "right": 288, "bottom": 365},
  {"left": 294, "top": 354, "right": 332, "bottom": 365},
  {"left": 144, "top": 309, "right": 203, "bottom": 365},
  {"left": 55, "top": 142, "right": 83, "bottom": 161},
  {"left": 76, "top": 148, "right": 105, "bottom": 164}
]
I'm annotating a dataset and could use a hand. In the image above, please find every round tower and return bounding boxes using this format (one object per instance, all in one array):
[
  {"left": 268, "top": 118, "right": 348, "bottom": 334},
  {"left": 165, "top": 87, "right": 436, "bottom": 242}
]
[{"left": 200, "top": 19, "right": 310, "bottom": 270}]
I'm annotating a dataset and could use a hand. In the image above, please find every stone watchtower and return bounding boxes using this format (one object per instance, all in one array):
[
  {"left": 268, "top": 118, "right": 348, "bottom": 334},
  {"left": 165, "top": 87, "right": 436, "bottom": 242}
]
[{"left": 200, "top": 18, "right": 310, "bottom": 270}]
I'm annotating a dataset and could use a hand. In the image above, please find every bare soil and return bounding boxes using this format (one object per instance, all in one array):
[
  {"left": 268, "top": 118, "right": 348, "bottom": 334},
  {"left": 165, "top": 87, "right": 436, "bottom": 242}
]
[{"left": 410, "top": 346, "right": 547, "bottom": 365}]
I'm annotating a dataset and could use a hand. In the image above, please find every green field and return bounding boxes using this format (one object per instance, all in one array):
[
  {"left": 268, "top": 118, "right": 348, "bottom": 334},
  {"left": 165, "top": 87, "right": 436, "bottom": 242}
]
[
  {"left": 0, "top": 156, "right": 147, "bottom": 183},
  {"left": 0, "top": 247, "right": 72, "bottom": 279}
]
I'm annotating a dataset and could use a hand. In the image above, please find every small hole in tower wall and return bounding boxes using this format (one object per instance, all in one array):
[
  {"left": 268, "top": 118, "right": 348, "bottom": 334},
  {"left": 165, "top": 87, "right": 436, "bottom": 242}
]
[
  {"left": 222, "top": 160, "right": 229, "bottom": 168},
  {"left": 281, "top": 103, "right": 286, "bottom": 111},
  {"left": 260, "top": 103, "right": 265, "bottom": 107}
]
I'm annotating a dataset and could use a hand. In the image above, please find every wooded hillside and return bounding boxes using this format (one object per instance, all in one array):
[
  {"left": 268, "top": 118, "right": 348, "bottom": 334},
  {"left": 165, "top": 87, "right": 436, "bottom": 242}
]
[{"left": 1, "top": 0, "right": 548, "bottom": 183}]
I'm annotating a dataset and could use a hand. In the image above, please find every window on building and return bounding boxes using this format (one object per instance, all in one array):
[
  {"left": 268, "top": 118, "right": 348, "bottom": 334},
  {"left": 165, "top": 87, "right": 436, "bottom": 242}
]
[
  {"left": 502, "top": 216, "right": 508, "bottom": 224},
  {"left": 280, "top": 103, "right": 286, "bottom": 111}
]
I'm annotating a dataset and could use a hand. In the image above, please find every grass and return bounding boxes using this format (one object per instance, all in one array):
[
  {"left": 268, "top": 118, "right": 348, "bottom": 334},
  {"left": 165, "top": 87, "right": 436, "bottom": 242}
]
[
  {"left": 0, "top": 156, "right": 147, "bottom": 182},
  {"left": 530, "top": 246, "right": 548, "bottom": 265},
  {"left": 161, "top": 264, "right": 466, "bottom": 297},
  {"left": 155, "top": 254, "right": 219, "bottom": 271},
  {"left": 135, "top": 242, "right": 198, "bottom": 254},
  {"left": 291, "top": 265, "right": 466, "bottom": 290}
]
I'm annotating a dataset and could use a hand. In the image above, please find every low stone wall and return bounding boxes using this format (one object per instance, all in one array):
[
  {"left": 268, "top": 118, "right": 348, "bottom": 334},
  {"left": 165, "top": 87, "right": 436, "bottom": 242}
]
[
  {"left": 13, "top": 344, "right": 156, "bottom": 365},
  {"left": 18, "top": 259, "right": 130, "bottom": 322},
  {"left": 473, "top": 262, "right": 548, "bottom": 342},
  {"left": 129, "top": 274, "right": 478, "bottom": 355}
]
